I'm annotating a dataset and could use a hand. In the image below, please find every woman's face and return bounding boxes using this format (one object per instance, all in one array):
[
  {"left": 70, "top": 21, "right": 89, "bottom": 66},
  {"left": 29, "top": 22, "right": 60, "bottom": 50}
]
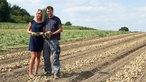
[{"left": 36, "top": 10, "right": 42, "bottom": 19}]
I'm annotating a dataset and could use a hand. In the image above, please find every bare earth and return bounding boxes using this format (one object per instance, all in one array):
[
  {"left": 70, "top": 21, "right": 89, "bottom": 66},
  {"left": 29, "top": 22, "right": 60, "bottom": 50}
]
[{"left": 0, "top": 32, "right": 146, "bottom": 82}]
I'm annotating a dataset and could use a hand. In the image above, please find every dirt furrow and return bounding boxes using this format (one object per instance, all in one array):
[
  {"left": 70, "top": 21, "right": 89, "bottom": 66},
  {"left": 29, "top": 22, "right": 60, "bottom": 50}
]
[
  {"left": 58, "top": 38, "right": 146, "bottom": 82},
  {"left": 0, "top": 33, "right": 137, "bottom": 60},
  {"left": 0, "top": 33, "right": 145, "bottom": 73},
  {"left": 26, "top": 33, "right": 146, "bottom": 82},
  {"left": 80, "top": 45, "right": 146, "bottom": 82},
  {"left": 136, "top": 64, "right": 146, "bottom": 82},
  {"left": 1, "top": 33, "right": 146, "bottom": 82},
  {"left": 0, "top": 67, "right": 29, "bottom": 82},
  {"left": 0, "top": 52, "right": 29, "bottom": 65},
  {"left": 60, "top": 33, "right": 146, "bottom": 61},
  {"left": 105, "top": 48, "right": 146, "bottom": 82},
  {"left": 60, "top": 35, "right": 146, "bottom": 71},
  {"left": 0, "top": 33, "right": 142, "bottom": 65},
  {"left": 60, "top": 33, "right": 137, "bottom": 51},
  {"left": 0, "top": 33, "right": 135, "bottom": 64}
]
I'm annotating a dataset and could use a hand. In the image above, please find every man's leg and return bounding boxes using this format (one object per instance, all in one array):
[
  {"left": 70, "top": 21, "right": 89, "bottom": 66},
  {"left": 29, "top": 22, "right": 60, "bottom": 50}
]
[
  {"left": 43, "top": 40, "right": 52, "bottom": 74},
  {"left": 50, "top": 40, "right": 60, "bottom": 77}
]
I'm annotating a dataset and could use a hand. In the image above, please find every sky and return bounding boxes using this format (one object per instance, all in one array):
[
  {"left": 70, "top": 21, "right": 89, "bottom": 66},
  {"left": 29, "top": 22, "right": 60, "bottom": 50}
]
[{"left": 7, "top": 0, "right": 146, "bottom": 32}]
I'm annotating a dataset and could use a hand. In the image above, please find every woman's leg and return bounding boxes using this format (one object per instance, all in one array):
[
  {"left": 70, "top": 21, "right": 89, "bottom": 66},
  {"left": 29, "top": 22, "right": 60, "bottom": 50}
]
[
  {"left": 34, "top": 52, "right": 41, "bottom": 75},
  {"left": 29, "top": 52, "right": 37, "bottom": 76}
]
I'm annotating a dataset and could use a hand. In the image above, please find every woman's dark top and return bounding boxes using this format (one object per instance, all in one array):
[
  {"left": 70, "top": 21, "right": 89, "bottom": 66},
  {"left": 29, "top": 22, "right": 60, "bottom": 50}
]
[{"left": 29, "top": 20, "right": 45, "bottom": 52}]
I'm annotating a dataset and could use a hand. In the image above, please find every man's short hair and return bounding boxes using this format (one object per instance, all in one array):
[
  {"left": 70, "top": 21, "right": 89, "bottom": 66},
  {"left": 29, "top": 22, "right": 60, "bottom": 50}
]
[{"left": 46, "top": 6, "right": 54, "bottom": 11}]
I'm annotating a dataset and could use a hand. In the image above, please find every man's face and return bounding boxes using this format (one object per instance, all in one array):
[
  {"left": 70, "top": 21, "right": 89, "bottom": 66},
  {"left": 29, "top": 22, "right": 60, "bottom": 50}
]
[{"left": 46, "top": 9, "right": 53, "bottom": 17}]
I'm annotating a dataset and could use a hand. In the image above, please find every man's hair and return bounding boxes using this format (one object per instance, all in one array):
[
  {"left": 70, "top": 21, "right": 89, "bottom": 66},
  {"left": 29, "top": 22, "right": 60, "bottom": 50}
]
[{"left": 46, "top": 6, "right": 54, "bottom": 11}]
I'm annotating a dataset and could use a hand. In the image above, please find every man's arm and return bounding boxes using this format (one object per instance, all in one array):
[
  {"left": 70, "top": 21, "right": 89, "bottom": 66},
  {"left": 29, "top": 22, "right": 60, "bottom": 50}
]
[{"left": 52, "top": 26, "right": 63, "bottom": 35}]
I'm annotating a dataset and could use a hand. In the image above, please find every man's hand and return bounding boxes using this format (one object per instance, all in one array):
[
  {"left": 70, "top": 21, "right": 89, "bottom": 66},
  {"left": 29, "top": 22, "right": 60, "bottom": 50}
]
[{"left": 44, "top": 31, "right": 52, "bottom": 37}]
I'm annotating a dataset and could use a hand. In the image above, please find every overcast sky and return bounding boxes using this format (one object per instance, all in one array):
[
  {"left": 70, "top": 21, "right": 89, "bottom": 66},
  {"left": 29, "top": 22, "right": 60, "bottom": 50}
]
[{"left": 7, "top": 0, "right": 146, "bottom": 32}]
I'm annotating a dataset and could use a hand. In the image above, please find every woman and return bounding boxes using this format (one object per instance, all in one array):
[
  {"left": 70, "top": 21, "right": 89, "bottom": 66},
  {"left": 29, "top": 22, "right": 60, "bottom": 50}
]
[{"left": 27, "top": 9, "right": 45, "bottom": 78}]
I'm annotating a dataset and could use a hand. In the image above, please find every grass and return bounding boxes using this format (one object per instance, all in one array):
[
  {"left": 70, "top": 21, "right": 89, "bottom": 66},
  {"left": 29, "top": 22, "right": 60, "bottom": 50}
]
[
  {"left": 0, "top": 29, "right": 29, "bottom": 50},
  {"left": 0, "top": 22, "right": 128, "bottom": 50},
  {"left": 0, "top": 22, "right": 95, "bottom": 30},
  {"left": 61, "top": 30, "right": 127, "bottom": 41},
  {"left": 0, "top": 22, "right": 27, "bottom": 29}
]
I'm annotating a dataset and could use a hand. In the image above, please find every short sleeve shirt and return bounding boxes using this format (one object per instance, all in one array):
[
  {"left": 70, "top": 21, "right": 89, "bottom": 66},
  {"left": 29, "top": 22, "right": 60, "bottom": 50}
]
[{"left": 44, "top": 16, "right": 62, "bottom": 40}]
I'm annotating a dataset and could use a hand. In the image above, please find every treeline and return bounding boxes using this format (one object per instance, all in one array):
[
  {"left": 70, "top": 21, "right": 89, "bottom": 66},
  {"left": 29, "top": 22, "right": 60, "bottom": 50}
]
[{"left": 0, "top": 0, "right": 33, "bottom": 23}]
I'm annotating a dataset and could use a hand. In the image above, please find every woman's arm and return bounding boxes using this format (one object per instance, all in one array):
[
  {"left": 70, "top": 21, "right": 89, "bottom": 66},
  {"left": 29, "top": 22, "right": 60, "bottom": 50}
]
[{"left": 27, "top": 22, "right": 32, "bottom": 34}]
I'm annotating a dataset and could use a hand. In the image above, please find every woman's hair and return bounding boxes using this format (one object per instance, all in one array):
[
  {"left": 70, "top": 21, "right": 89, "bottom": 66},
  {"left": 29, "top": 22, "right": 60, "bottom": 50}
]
[{"left": 33, "top": 9, "right": 44, "bottom": 22}]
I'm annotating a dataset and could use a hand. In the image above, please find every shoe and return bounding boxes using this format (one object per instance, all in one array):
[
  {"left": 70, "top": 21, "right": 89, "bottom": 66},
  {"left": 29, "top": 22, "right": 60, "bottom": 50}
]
[
  {"left": 29, "top": 74, "right": 34, "bottom": 78},
  {"left": 45, "top": 72, "right": 52, "bottom": 76},
  {"left": 54, "top": 75, "right": 60, "bottom": 80},
  {"left": 34, "top": 72, "right": 37, "bottom": 76}
]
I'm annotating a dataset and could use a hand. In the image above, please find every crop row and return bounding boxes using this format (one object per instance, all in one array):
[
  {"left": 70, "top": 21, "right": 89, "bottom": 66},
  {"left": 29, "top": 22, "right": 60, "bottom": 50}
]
[
  {"left": 26, "top": 35, "right": 146, "bottom": 82},
  {"left": 106, "top": 50, "right": 146, "bottom": 82},
  {"left": 0, "top": 33, "right": 144, "bottom": 61},
  {"left": 62, "top": 36, "right": 146, "bottom": 72},
  {"left": 61, "top": 33, "right": 145, "bottom": 57}
]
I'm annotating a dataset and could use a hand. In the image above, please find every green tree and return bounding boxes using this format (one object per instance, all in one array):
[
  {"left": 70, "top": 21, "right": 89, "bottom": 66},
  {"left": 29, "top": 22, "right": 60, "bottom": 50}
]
[
  {"left": 0, "top": 0, "right": 10, "bottom": 22},
  {"left": 10, "top": 5, "right": 32, "bottom": 23},
  {"left": 65, "top": 21, "right": 72, "bottom": 26},
  {"left": 119, "top": 26, "right": 129, "bottom": 31},
  {"left": 42, "top": 9, "right": 47, "bottom": 20},
  {"left": 0, "top": 0, "right": 35, "bottom": 23},
  {"left": 10, "top": 5, "right": 30, "bottom": 16}
]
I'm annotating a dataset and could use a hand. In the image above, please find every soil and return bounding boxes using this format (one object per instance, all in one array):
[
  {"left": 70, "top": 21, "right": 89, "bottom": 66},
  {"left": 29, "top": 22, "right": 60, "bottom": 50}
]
[{"left": 0, "top": 32, "right": 146, "bottom": 82}]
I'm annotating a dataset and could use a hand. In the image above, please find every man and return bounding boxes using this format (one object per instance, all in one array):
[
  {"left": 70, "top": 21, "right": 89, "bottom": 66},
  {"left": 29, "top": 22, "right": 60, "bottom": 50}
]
[{"left": 43, "top": 6, "right": 62, "bottom": 79}]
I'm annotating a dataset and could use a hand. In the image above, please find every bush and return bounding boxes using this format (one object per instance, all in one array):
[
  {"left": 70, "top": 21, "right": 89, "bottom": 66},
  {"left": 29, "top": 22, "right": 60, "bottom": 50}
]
[
  {"left": 65, "top": 21, "right": 72, "bottom": 26},
  {"left": 119, "top": 26, "right": 129, "bottom": 31}
]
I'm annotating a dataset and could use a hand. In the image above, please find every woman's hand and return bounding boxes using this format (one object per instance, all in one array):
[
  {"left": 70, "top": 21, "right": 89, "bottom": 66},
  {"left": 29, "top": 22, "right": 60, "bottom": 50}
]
[
  {"left": 39, "top": 32, "right": 44, "bottom": 36},
  {"left": 31, "top": 32, "right": 37, "bottom": 36}
]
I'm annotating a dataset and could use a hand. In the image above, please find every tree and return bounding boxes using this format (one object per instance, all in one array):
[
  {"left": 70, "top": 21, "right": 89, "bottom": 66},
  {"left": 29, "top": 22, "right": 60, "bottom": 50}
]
[
  {"left": 42, "top": 9, "right": 47, "bottom": 20},
  {"left": 0, "top": 0, "right": 34, "bottom": 23},
  {"left": 0, "top": 0, "right": 10, "bottom": 22},
  {"left": 65, "top": 21, "right": 72, "bottom": 26},
  {"left": 119, "top": 26, "right": 129, "bottom": 31},
  {"left": 10, "top": 5, "right": 30, "bottom": 16},
  {"left": 10, "top": 5, "right": 32, "bottom": 23}
]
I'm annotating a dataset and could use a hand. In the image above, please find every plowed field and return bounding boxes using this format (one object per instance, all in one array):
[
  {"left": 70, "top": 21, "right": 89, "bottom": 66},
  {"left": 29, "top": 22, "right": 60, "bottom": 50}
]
[{"left": 1, "top": 32, "right": 146, "bottom": 82}]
